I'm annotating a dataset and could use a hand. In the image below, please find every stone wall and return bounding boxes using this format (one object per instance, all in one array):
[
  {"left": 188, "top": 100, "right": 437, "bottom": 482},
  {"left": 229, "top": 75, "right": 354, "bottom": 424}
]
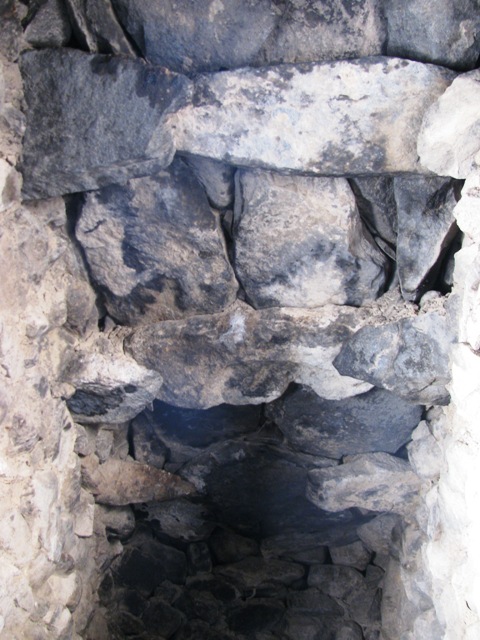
[{"left": 1, "top": 1, "right": 480, "bottom": 639}]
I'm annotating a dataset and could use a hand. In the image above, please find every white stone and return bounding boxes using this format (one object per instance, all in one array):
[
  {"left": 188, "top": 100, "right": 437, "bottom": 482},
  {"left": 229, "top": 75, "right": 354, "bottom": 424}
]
[
  {"left": 418, "top": 70, "right": 480, "bottom": 178},
  {"left": 74, "top": 489, "right": 95, "bottom": 538}
]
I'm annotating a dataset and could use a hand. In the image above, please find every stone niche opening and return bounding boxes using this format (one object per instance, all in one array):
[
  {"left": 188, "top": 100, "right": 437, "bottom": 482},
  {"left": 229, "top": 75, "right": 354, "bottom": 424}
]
[{"left": 2, "top": 1, "right": 480, "bottom": 640}]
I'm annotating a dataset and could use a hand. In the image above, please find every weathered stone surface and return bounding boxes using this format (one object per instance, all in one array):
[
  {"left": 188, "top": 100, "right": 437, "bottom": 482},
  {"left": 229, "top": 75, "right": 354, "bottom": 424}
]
[
  {"left": 179, "top": 440, "right": 370, "bottom": 541},
  {"left": 261, "top": 533, "right": 329, "bottom": 564},
  {"left": 268, "top": 386, "right": 422, "bottom": 459},
  {"left": 138, "top": 499, "right": 215, "bottom": 543},
  {"left": 283, "top": 613, "right": 363, "bottom": 640},
  {"left": 20, "top": 49, "right": 192, "bottom": 199},
  {"left": 132, "top": 401, "right": 261, "bottom": 465},
  {"left": 96, "top": 505, "right": 135, "bottom": 539},
  {"left": 23, "top": 0, "right": 72, "bottom": 48},
  {"left": 286, "top": 589, "right": 343, "bottom": 616},
  {"left": 125, "top": 301, "right": 374, "bottom": 408},
  {"left": 349, "top": 177, "right": 397, "bottom": 245},
  {"left": 142, "top": 598, "right": 183, "bottom": 637},
  {"left": 385, "top": 0, "right": 480, "bottom": 70},
  {"left": 307, "top": 452, "right": 422, "bottom": 514},
  {"left": 172, "top": 58, "right": 455, "bottom": 175},
  {"left": 233, "top": 170, "right": 387, "bottom": 308},
  {"left": 394, "top": 176, "right": 458, "bottom": 300},
  {"left": 215, "top": 557, "right": 304, "bottom": 590},
  {"left": 80, "top": 455, "right": 195, "bottom": 506},
  {"left": 329, "top": 541, "right": 372, "bottom": 572},
  {"left": 63, "top": 333, "right": 164, "bottom": 424},
  {"left": 111, "top": 0, "right": 278, "bottom": 73},
  {"left": 183, "top": 155, "right": 235, "bottom": 209},
  {"left": 259, "top": 0, "right": 386, "bottom": 65},
  {"left": 64, "top": 0, "right": 135, "bottom": 55},
  {"left": 356, "top": 513, "right": 401, "bottom": 559},
  {"left": 333, "top": 310, "right": 453, "bottom": 404},
  {"left": 210, "top": 529, "right": 260, "bottom": 565},
  {"left": 418, "top": 69, "right": 480, "bottom": 179},
  {"left": 76, "top": 160, "right": 238, "bottom": 325}
]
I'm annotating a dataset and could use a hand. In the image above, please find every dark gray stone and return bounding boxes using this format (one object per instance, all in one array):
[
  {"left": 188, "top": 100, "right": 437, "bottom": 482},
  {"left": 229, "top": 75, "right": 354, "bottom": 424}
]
[
  {"left": 215, "top": 557, "right": 304, "bottom": 591},
  {"left": 111, "top": 0, "right": 279, "bottom": 73},
  {"left": 179, "top": 440, "right": 371, "bottom": 540},
  {"left": 333, "top": 311, "right": 454, "bottom": 404},
  {"left": 125, "top": 301, "right": 374, "bottom": 409},
  {"left": 183, "top": 155, "right": 235, "bottom": 209},
  {"left": 173, "top": 619, "right": 234, "bottom": 640},
  {"left": 24, "top": 0, "right": 72, "bottom": 48},
  {"left": 261, "top": 532, "right": 329, "bottom": 564},
  {"left": 76, "top": 159, "right": 238, "bottom": 325},
  {"left": 65, "top": 0, "right": 135, "bottom": 54},
  {"left": 286, "top": 589, "right": 343, "bottom": 616},
  {"left": 20, "top": 49, "right": 192, "bottom": 199},
  {"left": 227, "top": 599, "right": 285, "bottom": 635},
  {"left": 307, "top": 452, "right": 422, "bottom": 514},
  {"left": 172, "top": 58, "right": 455, "bottom": 175},
  {"left": 138, "top": 499, "right": 215, "bottom": 543},
  {"left": 131, "top": 400, "right": 261, "bottom": 465},
  {"left": 329, "top": 540, "right": 372, "bottom": 572},
  {"left": 385, "top": 0, "right": 480, "bottom": 70},
  {"left": 258, "top": 0, "right": 386, "bottom": 65},
  {"left": 142, "top": 598, "right": 184, "bottom": 637},
  {"left": 283, "top": 614, "right": 363, "bottom": 640},
  {"left": 349, "top": 177, "right": 397, "bottom": 245},
  {"left": 210, "top": 529, "right": 260, "bottom": 565},
  {"left": 233, "top": 170, "right": 387, "bottom": 308},
  {"left": 394, "top": 176, "right": 458, "bottom": 301},
  {"left": 268, "top": 386, "right": 422, "bottom": 459},
  {"left": 187, "top": 542, "right": 212, "bottom": 575}
]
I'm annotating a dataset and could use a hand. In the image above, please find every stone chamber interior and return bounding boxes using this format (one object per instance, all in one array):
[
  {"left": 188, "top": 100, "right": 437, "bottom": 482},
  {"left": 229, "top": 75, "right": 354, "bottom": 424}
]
[{"left": 2, "top": 1, "right": 480, "bottom": 639}]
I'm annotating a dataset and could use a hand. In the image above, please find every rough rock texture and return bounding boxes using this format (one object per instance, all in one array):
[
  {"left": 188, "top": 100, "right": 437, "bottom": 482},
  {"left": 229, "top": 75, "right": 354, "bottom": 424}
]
[
  {"left": 62, "top": 332, "right": 164, "bottom": 424},
  {"left": 385, "top": 0, "right": 480, "bottom": 70},
  {"left": 172, "top": 58, "right": 455, "bottom": 175},
  {"left": 418, "top": 69, "right": 480, "bottom": 179},
  {"left": 307, "top": 452, "right": 422, "bottom": 514},
  {"left": 64, "top": 0, "right": 135, "bottom": 55},
  {"left": 20, "top": 49, "right": 192, "bottom": 199},
  {"left": 234, "top": 170, "right": 387, "bottom": 308},
  {"left": 23, "top": 0, "right": 72, "bottom": 48},
  {"left": 76, "top": 159, "right": 238, "bottom": 325},
  {"left": 267, "top": 385, "right": 423, "bottom": 459},
  {"left": 80, "top": 455, "right": 195, "bottom": 506},
  {"left": 349, "top": 176, "right": 397, "bottom": 245},
  {"left": 394, "top": 176, "right": 458, "bottom": 300},
  {"left": 111, "top": 0, "right": 279, "bottom": 73},
  {"left": 183, "top": 155, "right": 235, "bottom": 209},
  {"left": 259, "top": 0, "right": 387, "bottom": 65},
  {"left": 125, "top": 300, "right": 377, "bottom": 408},
  {"left": 333, "top": 310, "right": 454, "bottom": 405}
]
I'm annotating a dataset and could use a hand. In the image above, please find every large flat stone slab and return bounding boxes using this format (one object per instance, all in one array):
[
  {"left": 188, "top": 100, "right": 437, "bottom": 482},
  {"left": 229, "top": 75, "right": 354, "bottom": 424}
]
[
  {"left": 20, "top": 49, "right": 192, "bottom": 199},
  {"left": 125, "top": 301, "right": 373, "bottom": 408},
  {"left": 76, "top": 159, "right": 238, "bottom": 325},
  {"left": 233, "top": 170, "right": 387, "bottom": 308},
  {"left": 111, "top": 0, "right": 278, "bottom": 73},
  {"left": 172, "top": 57, "right": 455, "bottom": 175},
  {"left": 307, "top": 452, "right": 422, "bottom": 514},
  {"left": 267, "top": 386, "right": 423, "bottom": 460}
]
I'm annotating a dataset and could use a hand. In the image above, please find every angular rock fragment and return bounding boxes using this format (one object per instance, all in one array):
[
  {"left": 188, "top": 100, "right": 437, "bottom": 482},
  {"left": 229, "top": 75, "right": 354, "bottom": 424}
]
[
  {"left": 394, "top": 176, "right": 458, "bottom": 300},
  {"left": 356, "top": 513, "right": 401, "bottom": 561},
  {"left": 20, "top": 49, "right": 192, "bottom": 199},
  {"left": 215, "top": 557, "right": 304, "bottom": 590},
  {"left": 283, "top": 614, "right": 363, "bottom": 640},
  {"left": 210, "top": 529, "right": 260, "bottom": 565},
  {"left": 172, "top": 58, "right": 455, "bottom": 175},
  {"left": 64, "top": 0, "right": 135, "bottom": 55},
  {"left": 125, "top": 301, "right": 373, "bottom": 408},
  {"left": 23, "top": 0, "right": 72, "bottom": 48},
  {"left": 137, "top": 499, "right": 215, "bottom": 543},
  {"left": 329, "top": 540, "right": 372, "bottom": 572},
  {"left": 333, "top": 310, "right": 454, "bottom": 404},
  {"left": 63, "top": 333, "right": 163, "bottom": 423},
  {"left": 131, "top": 401, "right": 261, "bottom": 466},
  {"left": 418, "top": 69, "right": 480, "bottom": 179},
  {"left": 267, "top": 386, "right": 422, "bottom": 459},
  {"left": 183, "top": 155, "right": 235, "bottom": 209},
  {"left": 286, "top": 589, "right": 343, "bottom": 616},
  {"left": 259, "top": 0, "right": 386, "bottom": 65},
  {"left": 306, "top": 452, "right": 422, "bottom": 514},
  {"left": 385, "top": 0, "right": 480, "bottom": 70},
  {"left": 233, "top": 170, "right": 387, "bottom": 308},
  {"left": 81, "top": 455, "right": 195, "bottom": 506},
  {"left": 349, "top": 177, "right": 397, "bottom": 245},
  {"left": 111, "top": 0, "right": 279, "bottom": 73},
  {"left": 76, "top": 159, "right": 238, "bottom": 325}
]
